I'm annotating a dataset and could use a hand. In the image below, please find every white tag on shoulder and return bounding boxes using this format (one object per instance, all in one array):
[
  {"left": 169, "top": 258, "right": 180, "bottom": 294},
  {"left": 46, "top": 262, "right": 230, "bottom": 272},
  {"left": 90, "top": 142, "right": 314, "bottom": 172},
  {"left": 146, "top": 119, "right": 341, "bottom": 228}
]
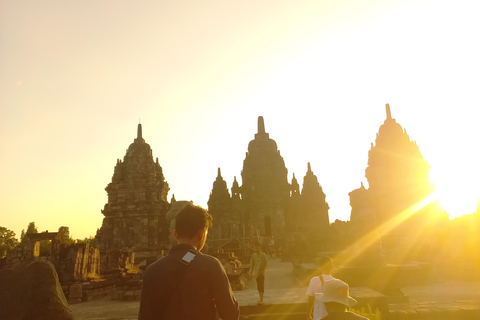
[{"left": 180, "top": 250, "right": 197, "bottom": 265}]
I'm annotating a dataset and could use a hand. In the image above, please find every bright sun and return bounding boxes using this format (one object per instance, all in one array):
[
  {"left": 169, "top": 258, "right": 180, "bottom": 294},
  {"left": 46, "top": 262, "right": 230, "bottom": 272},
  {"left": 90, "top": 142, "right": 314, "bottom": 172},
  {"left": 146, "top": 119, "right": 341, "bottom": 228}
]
[{"left": 431, "top": 175, "right": 478, "bottom": 219}]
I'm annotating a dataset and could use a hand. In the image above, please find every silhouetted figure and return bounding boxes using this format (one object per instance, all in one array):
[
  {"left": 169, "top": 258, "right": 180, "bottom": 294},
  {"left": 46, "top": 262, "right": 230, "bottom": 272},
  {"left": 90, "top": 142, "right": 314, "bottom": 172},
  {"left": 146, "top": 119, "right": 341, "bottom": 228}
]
[
  {"left": 249, "top": 243, "right": 268, "bottom": 305},
  {"left": 138, "top": 204, "right": 239, "bottom": 320}
]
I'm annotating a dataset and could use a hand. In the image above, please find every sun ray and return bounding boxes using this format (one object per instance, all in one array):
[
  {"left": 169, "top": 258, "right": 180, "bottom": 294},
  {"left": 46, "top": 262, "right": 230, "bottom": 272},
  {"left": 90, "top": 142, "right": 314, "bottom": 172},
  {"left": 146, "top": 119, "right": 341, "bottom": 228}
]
[{"left": 335, "top": 191, "right": 441, "bottom": 268}]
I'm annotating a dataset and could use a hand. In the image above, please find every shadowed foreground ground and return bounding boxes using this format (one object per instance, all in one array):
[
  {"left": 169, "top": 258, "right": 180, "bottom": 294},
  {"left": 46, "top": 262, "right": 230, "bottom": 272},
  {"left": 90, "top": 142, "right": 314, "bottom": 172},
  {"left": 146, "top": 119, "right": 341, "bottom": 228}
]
[{"left": 71, "top": 258, "right": 480, "bottom": 320}]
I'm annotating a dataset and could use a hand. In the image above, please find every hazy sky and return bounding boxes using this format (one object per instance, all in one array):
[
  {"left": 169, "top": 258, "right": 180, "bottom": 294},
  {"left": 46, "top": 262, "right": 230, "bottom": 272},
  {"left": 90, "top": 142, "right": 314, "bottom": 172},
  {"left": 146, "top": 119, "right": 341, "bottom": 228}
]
[{"left": 1, "top": 0, "right": 479, "bottom": 239}]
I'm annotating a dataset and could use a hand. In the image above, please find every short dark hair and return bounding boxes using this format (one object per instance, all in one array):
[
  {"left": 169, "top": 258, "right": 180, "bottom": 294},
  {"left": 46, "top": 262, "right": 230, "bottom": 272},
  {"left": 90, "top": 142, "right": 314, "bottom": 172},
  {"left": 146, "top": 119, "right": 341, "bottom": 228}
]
[{"left": 175, "top": 204, "right": 212, "bottom": 238}]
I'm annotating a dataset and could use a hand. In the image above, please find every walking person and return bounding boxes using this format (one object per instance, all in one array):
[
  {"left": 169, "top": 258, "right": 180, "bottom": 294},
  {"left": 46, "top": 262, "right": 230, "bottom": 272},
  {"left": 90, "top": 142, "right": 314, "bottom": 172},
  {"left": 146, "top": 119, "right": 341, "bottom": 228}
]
[{"left": 249, "top": 243, "right": 268, "bottom": 305}]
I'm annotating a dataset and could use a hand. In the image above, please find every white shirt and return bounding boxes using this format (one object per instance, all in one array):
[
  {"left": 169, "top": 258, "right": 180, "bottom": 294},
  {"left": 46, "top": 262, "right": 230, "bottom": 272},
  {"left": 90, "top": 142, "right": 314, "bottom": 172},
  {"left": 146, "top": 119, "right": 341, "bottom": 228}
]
[{"left": 306, "top": 274, "right": 334, "bottom": 320}]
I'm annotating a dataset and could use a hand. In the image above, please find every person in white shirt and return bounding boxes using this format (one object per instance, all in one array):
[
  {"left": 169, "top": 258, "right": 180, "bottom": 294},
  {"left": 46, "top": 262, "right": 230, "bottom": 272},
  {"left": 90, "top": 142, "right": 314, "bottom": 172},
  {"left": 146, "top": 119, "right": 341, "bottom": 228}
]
[{"left": 306, "top": 256, "right": 335, "bottom": 320}]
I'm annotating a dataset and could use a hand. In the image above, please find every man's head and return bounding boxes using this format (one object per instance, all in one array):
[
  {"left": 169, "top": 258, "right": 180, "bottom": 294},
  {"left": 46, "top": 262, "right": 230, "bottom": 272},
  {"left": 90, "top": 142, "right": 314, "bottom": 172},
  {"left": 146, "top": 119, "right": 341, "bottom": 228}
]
[
  {"left": 319, "top": 256, "right": 334, "bottom": 274},
  {"left": 174, "top": 203, "right": 212, "bottom": 250},
  {"left": 254, "top": 243, "right": 262, "bottom": 253},
  {"left": 315, "top": 279, "right": 357, "bottom": 312}
]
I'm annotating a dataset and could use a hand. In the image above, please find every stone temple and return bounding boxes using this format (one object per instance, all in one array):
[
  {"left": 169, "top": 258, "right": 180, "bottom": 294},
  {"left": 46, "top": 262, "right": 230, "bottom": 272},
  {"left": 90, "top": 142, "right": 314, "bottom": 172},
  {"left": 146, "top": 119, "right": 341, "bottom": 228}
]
[
  {"left": 207, "top": 116, "right": 331, "bottom": 254},
  {"left": 349, "top": 104, "right": 448, "bottom": 263},
  {"left": 96, "top": 124, "right": 170, "bottom": 272}
]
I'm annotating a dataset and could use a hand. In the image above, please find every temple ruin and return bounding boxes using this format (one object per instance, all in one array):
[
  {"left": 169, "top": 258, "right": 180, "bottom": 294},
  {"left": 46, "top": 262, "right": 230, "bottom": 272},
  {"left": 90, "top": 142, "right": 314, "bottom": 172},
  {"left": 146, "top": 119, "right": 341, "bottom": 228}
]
[
  {"left": 95, "top": 124, "right": 171, "bottom": 272},
  {"left": 207, "top": 116, "right": 331, "bottom": 255},
  {"left": 349, "top": 104, "right": 449, "bottom": 263}
]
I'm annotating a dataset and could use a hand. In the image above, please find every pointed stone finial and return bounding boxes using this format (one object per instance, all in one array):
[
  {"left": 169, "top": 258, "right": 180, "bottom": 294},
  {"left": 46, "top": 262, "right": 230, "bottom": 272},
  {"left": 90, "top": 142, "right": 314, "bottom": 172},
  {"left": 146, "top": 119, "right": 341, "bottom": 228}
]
[
  {"left": 258, "top": 116, "right": 265, "bottom": 134},
  {"left": 217, "top": 167, "right": 222, "bottom": 178},
  {"left": 307, "top": 162, "right": 312, "bottom": 173},
  {"left": 135, "top": 123, "right": 145, "bottom": 143},
  {"left": 171, "top": 194, "right": 176, "bottom": 203},
  {"left": 361, "top": 182, "right": 364, "bottom": 188},
  {"left": 234, "top": 176, "right": 237, "bottom": 182},
  {"left": 137, "top": 123, "right": 143, "bottom": 139},
  {"left": 386, "top": 103, "right": 392, "bottom": 120}
]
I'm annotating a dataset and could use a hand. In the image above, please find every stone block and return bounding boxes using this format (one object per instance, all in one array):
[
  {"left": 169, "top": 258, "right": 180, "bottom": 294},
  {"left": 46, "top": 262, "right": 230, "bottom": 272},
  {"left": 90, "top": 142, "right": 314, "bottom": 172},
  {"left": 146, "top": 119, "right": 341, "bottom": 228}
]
[
  {"left": 67, "top": 298, "right": 82, "bottom": 304},
  {"left": 81, "top": 282, "right": 93, "bottom": 290},
  {"left": 68, "top": 284, "right": 82, "bottom": 299},
  {"left": 81, "top": 294, "right": 92, "bottom": 302},
  {"left": 0, "top": 261, "right": 74, "bottom": 320},
  {"left": 111, "top": 289, "right": 124, "bottom": 300}
]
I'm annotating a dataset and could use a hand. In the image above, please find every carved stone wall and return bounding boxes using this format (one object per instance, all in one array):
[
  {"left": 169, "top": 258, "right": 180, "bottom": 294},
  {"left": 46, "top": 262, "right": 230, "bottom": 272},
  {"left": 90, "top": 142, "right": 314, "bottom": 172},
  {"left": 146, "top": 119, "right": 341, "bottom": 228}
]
[{"left": 96, "top": 124, "right": 170, "bottom": 272}]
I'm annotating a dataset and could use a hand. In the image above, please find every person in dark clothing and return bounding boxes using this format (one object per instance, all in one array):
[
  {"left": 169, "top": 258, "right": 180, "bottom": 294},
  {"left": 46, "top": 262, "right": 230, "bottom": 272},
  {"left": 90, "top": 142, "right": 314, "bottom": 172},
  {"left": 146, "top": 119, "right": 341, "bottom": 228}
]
[
  {"left": 138, "top": 204, "right": 239, "bottom": 320},
  {"left": 315, "top": 279, "right": 368, "bottom": 320}
]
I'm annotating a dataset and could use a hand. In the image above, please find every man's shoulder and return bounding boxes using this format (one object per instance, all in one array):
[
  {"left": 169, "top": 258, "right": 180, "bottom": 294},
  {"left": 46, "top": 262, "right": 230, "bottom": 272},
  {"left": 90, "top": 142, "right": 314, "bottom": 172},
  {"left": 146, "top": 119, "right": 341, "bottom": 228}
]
[
  {"left": 254, "top": 252, "right": 267, "bottom": 260},
  {"left": 195, "top": 252, "right": 220, "bottom": 263},
  {"left": 308, "top": 276, "right": 320, "bottom": 284},
  {"left": 143, "top": 254, "right": 173, "bottom": 273},
  {"left": 144, "top": 252, "right": 224, "bottom": 278},
  {"left": 192, "top": 253, "right": 224, "bottom": 270},
  {"left": 322, "top": 274, "right": 335, "bottom": 281}
]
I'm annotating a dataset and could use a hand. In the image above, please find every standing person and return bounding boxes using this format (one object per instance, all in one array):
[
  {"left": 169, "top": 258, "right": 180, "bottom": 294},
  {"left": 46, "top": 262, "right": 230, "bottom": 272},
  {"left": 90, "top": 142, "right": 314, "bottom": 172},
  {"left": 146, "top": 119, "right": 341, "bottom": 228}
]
[
  {"left": 138, "top": 204, "right": 239, "bottom": 320},
  {"left": 249, "top": 243, "right": 268, "bottom": 305},
  {"left": 306, "top": 256, "right": 335, "bottom": 320},
  {"left": 315, "top": 279, "right": 368, "bottom": 319}
]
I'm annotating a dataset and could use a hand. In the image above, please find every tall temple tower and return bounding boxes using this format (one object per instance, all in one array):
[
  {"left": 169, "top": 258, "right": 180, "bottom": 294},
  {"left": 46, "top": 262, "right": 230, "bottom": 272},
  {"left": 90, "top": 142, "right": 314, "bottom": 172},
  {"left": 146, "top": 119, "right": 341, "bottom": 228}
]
[
  {"left": 350, "top": 104, "right": 447, "bottom": 262},
  {"left": 207, "top": 116, "right": 332, "bottom": 255},
  {"left": 299, "top": 163, "right": 330, "bottom": 236},
  {"left": 284, "top": 163, "right": 331, "bottom": 252},
  {"left": 240, "top": 116, "right": 290, "bottom": 238},
  {"left": 96, "top": 124, "right": 170, "bottom": 271},
  {"left": 207, "top": 168, "right": 235, "bottom": 240},
  {"left": 366, "top": 103, "right": 434, "bottom": 226}
]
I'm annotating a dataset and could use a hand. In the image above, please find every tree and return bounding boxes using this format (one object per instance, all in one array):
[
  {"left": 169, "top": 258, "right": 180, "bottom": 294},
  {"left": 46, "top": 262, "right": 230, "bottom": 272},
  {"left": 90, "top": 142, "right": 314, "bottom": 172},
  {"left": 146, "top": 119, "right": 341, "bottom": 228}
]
[
  {"left": 21, "top": 222, "right": 38, "bottom": 244},
  {"left": 75, "top": 237, "right": 96, "bottom": 247},
  {"left": 0, "top": 227, "right": 19, "bottom": 258},
  {"left": 58, "top": 226, "right": 74, "bottom": 245}
]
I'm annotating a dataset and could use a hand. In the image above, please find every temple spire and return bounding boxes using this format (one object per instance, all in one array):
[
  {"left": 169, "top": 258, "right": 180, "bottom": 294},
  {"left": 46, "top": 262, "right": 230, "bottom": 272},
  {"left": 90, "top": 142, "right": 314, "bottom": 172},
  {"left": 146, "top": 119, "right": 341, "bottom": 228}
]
[
  {"left": 258, "top": 116, "right": 266, "bottom": 134},
  {"left": 307, "top": 162, "right": 312, "bottom": 173},
  {"left": 134, "top": 123, "right": 145, "bottom": 143},
  {"left": 217, "top": 167, "right": 222, "bottom": 178},
  {"left": 386, "top": 103, "right": 392, "bottom": 120}
]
